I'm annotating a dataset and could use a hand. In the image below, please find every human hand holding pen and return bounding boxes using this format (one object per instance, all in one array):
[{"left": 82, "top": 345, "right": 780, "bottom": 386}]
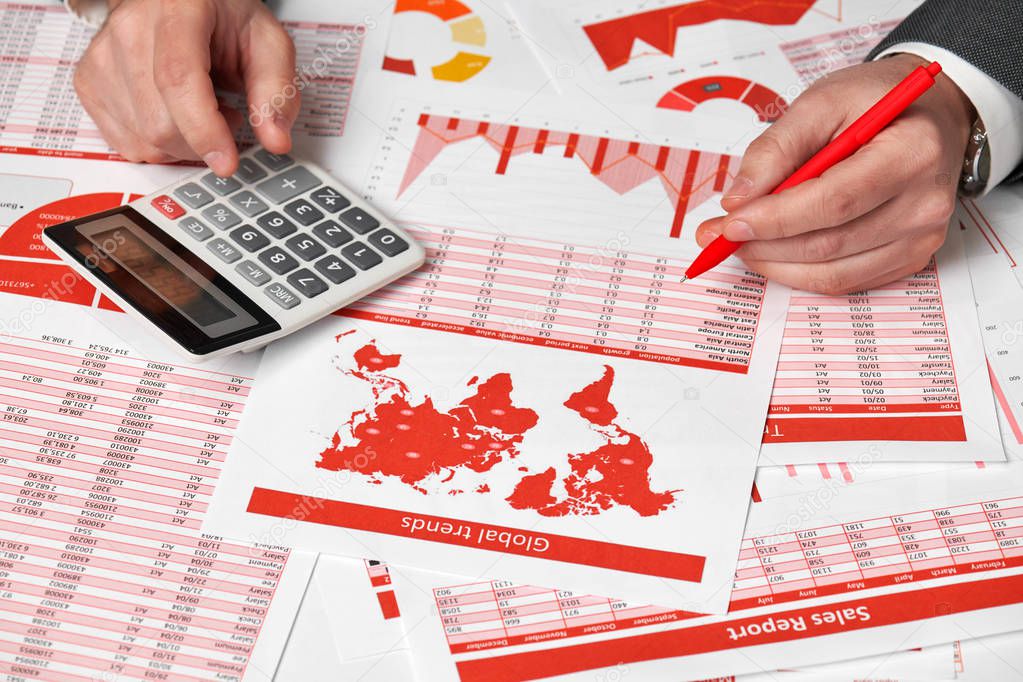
[{"left": 693, "top": 54, "right": 974, "bottom": 295}]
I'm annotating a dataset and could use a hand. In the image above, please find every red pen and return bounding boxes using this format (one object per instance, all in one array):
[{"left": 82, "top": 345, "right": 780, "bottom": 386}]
[{"left": 681, "top": 61, "right": 943, "bottom": 283}]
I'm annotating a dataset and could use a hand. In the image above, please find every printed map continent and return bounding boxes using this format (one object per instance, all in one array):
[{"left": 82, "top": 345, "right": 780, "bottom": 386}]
[{"left": 317, "top": 336, "right": 678, "bottom": 516}]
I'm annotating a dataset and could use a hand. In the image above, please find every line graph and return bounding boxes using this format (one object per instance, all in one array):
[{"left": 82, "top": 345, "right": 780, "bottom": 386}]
[
  {"left": 656, "top": 76, "right": 787, "bottom": 122},
  {"left": 399, "top": 114, "right": 739, "bottom": 238},
  {"left": 582, "top": 0, "right": 835, "bottom": 71}
]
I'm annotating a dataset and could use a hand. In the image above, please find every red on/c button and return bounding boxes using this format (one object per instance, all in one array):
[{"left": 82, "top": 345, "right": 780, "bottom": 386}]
[{"left": 151, "top": 195, "right": 185, "bottom": 219}]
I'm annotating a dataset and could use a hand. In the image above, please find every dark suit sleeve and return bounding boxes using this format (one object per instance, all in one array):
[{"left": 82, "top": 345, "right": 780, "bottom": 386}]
[{"left": 867, "top": 0, "right": 1023, "bottom": 183}]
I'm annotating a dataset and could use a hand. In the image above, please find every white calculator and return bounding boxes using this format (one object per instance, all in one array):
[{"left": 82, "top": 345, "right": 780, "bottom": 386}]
[{"left": 43, "top": 148, "right": 424, "bottom": 360}]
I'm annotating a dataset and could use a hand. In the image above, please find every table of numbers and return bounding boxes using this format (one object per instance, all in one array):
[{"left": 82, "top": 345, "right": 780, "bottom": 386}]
[
  {"left": 765, "top": 261, "right": 967, "bottom": 443},
  {"left": 434, "top": 494, "right": 1023, "bottom": 653},
  {"left": 0, "top": 333, "right": 295, "bottom": 680},
  {"left": 0, "top": 2, "right": 364, "bottom": 160},
  {"left": 342, "top": 224, "right": 769, "bottom": 374}
]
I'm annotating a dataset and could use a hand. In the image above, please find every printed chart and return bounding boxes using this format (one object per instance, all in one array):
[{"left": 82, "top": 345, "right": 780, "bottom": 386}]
[
  {"left": 382, "top": 0, "right": 490, "bottom": 81},
  {"left": 0, "top": 303, "right": 314, "bottom": 680},
  {"left": 380, "top": 0, "right": 547, "bottom": 88},
  {"left": 765, "top": 261, "right": 966, "bottom": 444},
  {"left": 0, "top": 2, "right": 364, "bottom": 160},
  {"left": 581, "top": 0, "right": 822, "bottom": 70},
  {"left": 656, "top": 76, "right": 787, "bottom": 122},
  {"left": 386, "top": 112, "right": 740, "bottom": 239}
]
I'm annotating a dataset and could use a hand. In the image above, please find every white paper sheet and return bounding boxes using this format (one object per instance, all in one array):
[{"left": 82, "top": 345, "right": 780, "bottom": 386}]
[
  {"left": 761, "top": 227, "right": 1003, "bottom": 463},
  {"left": 202, "top": 84, "right": 790, "bottom": 614},
  {"left": 385, "top": 406, "right": 1023, "bottom": 681}
]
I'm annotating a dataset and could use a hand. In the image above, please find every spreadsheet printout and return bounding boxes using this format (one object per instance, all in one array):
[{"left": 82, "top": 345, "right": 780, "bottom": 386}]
[
  {"left": 761, "top": 226, "right": 1002, "bottom": 462},
  {"left": 391, "top": 442, "right": 1023, "bottom": 681},
  {"left": 0, "top": 290, "right": 315, "bottom": 681}
]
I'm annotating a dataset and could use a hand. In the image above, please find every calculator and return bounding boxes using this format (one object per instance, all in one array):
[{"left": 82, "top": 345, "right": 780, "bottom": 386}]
[{"left": 42, "top": 148, "right": 425, "bottom": 360}]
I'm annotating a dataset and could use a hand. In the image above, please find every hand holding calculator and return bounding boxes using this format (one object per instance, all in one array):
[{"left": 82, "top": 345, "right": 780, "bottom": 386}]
[{"left": 43, "top": 149, "right": 425, "bottom": 360}]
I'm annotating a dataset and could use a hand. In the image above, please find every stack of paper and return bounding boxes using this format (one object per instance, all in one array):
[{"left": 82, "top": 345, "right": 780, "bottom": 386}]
[{"left": 1, "top": 0, "right": 1022, "bottom": 680}]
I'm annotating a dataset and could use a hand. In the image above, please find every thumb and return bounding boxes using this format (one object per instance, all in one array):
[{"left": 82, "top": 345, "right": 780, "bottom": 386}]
[
  {"left": 721, "top": 93, "right": 843, "bottom": 211},
  {"left": 242, "top": 12, "right": 300, "bottom": 154}
]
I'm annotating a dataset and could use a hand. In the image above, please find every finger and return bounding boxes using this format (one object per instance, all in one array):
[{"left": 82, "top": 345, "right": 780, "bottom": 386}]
[
  {"left": 153, "top": 2, "right": 238, "bottom": 175},
  {"left": 742, "top": 233, "right": 944, "bottom": 294},
  {"left": 719, "top": 141, "right": 915, "bottom": 243},
  {"left": 77, "top": 81, "right": 172, "bottom": 164},
  {"left": 720, "top": 92, "right": 844, "bottom": 210},
  {"left": 732, "top": 192, "right": 942, "bottom": 263},
  {"left": 241, "top": 12, "right": 299, "bottom": 154}
]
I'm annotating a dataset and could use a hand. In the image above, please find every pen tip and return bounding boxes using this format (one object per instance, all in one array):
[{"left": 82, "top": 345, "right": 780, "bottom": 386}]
[{"left": 679, "top": 275, "right": 688, "bottom": 284}]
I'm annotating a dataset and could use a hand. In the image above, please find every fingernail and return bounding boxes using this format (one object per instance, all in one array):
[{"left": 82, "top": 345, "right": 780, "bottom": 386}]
[
  {"left": 723, "top": 176, "right": 753, "bottom": 200},
  {"left": 203, "top": 151, "right": 226, "bottom": 174},
  {"left": 724, "top": 219, "right": 755, "bottom": 241}
]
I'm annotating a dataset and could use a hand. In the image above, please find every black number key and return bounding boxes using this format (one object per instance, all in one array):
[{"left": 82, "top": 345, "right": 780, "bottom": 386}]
[
  {"left": 341, "top": 241, "right": 382, "bottom": 270},
  {"left": 284, "top": 198, "right": 324, "bottom": 226},
  {"left": 258, "top": 246, "right": 300, "bottom": 274},
  {"left": 287, "top": 269, "right": 328, "bottom": 298},
  {"left": 309, "top": 186, "right": 350, "bottom": 213},
  {"left": 338, "top": 207, "right": 379, "bottom": 234},
  {"left": 314, "top": 254, "right": 356, "bottom": 284},
  {"left": 367, "top": 228, "right": 409, "bottom": 256},
  {"left": 229, "top": 225, "right": 270, "bottom": 252},
  {"left": 284, "top": 233, "right": 327, "bottom": 261},
  {"left": 257, "top": 211, "right": 297, "bottom": 238},
  {"left": 312, "top": 220, "right": 353, "bottom": 248}
]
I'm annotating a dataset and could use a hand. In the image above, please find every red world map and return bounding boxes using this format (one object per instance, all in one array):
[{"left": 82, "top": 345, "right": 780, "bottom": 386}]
[{"left": 317, "top": 336, "right": 679, "bottom": 517}]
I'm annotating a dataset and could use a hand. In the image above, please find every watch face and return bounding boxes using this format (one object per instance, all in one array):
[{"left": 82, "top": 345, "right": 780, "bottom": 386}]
[{"left": 960, "top": 123, "right": 990, "bottom": 197}]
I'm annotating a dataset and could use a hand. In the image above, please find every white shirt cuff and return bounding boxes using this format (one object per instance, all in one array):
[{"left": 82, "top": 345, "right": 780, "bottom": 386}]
[{"left": 876, "top": 42, "right": 1023, "bottom": 193}]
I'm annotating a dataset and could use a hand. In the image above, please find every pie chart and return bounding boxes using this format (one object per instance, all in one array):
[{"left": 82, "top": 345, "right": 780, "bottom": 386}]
[
  {"left": 381, "top": 0, "right": 492, "bottom": 82},
  {"left": 657, "top": 76, "right": 787, "bottom": 122}
]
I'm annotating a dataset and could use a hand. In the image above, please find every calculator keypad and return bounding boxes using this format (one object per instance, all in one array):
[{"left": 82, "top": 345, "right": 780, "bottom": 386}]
[
  {"left": 160, "top": 148, "right": 414, "bottom": 310},
  {"left": 338, "top": 207, "right": 379, "bottom": 234}
]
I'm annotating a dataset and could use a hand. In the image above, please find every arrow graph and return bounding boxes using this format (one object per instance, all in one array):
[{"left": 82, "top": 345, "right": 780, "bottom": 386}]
[{"left": 399, "top": 114, "right": 739, "bottom": 238}]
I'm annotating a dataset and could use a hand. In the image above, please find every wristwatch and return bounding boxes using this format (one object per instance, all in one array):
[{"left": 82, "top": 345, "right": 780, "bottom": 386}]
[{"left": 960, "top": 117, "right": 990, "bottom": 197}]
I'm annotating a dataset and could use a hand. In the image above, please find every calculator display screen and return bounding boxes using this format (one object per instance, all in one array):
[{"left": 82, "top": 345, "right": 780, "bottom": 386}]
[{"left": 45, "top": 206, "right": 279, "bottom": 355}]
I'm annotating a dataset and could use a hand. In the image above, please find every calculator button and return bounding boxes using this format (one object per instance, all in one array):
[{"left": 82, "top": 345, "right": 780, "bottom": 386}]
[
  {"left": 179, "top": 216, "right": 213, "bottom": 242},
  {"left": 173, "top": 182, "right": 214, "bottom": 208},
  {"left": 341, "top": 241, "right": 382, "bottom": 270},
  {"left": 283, "top": 199, "right": 324, "bottom": 226},
  {"left": 309, "top": 186, "right": 350, "bottom": 213},
  {"left": 259, "top": 246, "right": 300, "bottom": 274},
  {"left": 254, "top": 150, "right": 294, "bottom": 171},
  {"left": 229, "top": 225, "right": 270, "bottom": 252},
  {"left": 312, "top": 220, "right": 353, "bottom": 248},
  {"left": 264, "top": 282, "right": 300, "bottom": 309},
  {"left": 314, "top": 255, "right": 356, "bottom": 284},
  {"left": 151, "top": 195, "right": 185, "bottom": 219},
  {"left": 201, "top": 204, "right": 242, "bottom": 229},
  {"left": 230, "top": 190, "right": 269, "bottom": 217},
  {"left": 235, "top": 157, "right": 268, "bottom": 183},
  {"left": 256, "top": 167, "right": 322, "bottom": 205},
  {"left": 257, "top": 211, "right": 297, "bottom": 238},
  {"left": 207, "top": 238, "right": 242, "bottom": 263},
  {"left": 284, "top": 233, "right": 327, "bottom": 261},
  {"left": 201, "top": 173, "right": 242, "bottom": 196},
  {"left": 338, "top": 207, "right": 379, "bottom": 234},
  {"left": 235, "top": 260, "right": 271, "bottom": 286},
  {"left": 367, "top": 228, "right": 409, "bottom": 256},
  {"left": 287, "top": 269, "right": 328, "bottom": 298}
]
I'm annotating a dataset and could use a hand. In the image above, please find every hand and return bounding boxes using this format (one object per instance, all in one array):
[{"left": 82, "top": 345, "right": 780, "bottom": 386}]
[
  {"left": 694, "top": 54, "right": 974, "bottom": 294},
  {"left": 74, "top": 0, "right": 299, "bottom": 176}
]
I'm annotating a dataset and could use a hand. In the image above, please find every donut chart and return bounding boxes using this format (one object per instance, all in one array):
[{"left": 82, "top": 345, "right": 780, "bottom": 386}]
[
  {"left": 0, "top": 192, "right": 138, "bottom": 309},
  {"left": 657, "top": 76, "right": 787, "bottom": 122},
  {"left": 382, "top": 0, "right": 492, "bottom": 82}
]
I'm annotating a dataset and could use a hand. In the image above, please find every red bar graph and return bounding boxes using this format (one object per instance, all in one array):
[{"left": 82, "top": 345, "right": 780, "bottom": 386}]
[{"left": 398, "top": 114, "right": 739, "bottom": 238}]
